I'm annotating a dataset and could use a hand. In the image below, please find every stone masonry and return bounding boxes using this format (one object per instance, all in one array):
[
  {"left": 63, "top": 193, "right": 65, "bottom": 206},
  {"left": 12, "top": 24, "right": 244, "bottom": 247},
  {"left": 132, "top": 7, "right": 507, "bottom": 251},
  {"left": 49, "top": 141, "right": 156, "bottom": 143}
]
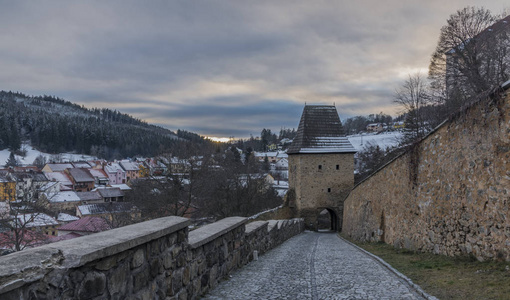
[
  {"left": 288, "top": 105, "right": 356, "bottom": 231},
  {"left": 343, "top": 87, "right": 510, "bottom": 261},
  {"left": 288, "top": 153, "right": 354, "bottom": 230},
  {"left": 0, "top": 216, "right": 304, "bottom": 299}
]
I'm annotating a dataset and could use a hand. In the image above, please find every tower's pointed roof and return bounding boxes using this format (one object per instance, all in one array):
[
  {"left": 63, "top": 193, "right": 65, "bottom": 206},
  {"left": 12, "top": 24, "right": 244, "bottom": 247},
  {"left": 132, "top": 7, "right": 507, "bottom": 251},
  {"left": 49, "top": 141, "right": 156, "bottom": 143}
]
[{"left": 287, "top": 105, "right": 356, "bottom": 154}]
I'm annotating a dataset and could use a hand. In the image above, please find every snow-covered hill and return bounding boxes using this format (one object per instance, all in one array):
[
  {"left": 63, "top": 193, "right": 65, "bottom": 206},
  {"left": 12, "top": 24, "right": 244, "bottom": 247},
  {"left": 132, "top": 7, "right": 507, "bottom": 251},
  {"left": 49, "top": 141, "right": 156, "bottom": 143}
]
[
  {"left": 347, "top": 131, "right": 402, "bottom": 152},
  {"left": 0, "top": 144, "right": 96, "bottom": 168}
]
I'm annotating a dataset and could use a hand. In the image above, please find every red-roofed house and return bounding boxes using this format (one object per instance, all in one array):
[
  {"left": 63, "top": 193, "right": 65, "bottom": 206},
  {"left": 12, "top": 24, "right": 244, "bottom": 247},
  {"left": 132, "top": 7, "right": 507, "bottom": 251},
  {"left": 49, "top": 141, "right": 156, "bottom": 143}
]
[{"left": 57, "top": 216, "right": 111, "bottom": 237}]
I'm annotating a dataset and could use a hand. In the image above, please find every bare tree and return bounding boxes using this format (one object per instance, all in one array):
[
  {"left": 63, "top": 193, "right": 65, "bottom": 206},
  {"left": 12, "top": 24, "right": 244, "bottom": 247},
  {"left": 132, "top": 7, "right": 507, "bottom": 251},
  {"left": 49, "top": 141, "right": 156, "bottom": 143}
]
[
  {"left": 127, "top": 155, "right": 208, "bottom": 220},
  {"left": 394, "top": 73, "right": 431, "bottom": 143},
  {"left": 197, "top": 152, "right": 282, "bottom": 219},
  {"left": 429, "top": 6, "right": 509, "bottom": 111},
  {"left": 0, "top": 183, "right": 56, "bottom": 252}
]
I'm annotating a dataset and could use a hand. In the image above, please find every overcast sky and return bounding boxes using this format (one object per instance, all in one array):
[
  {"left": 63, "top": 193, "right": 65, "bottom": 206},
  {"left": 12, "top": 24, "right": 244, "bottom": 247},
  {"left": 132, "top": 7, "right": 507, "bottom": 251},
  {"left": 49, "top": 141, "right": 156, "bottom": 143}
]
[{"left": 1, "top": 1, "right": 508, "bottom": 139}]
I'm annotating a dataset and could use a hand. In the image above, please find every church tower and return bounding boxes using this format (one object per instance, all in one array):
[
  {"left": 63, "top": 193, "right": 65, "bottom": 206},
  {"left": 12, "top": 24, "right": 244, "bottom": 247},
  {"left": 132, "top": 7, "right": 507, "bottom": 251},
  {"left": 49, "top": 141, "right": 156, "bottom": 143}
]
[{"left": 287, "top": 105, "right": 356, "bottom": 231}]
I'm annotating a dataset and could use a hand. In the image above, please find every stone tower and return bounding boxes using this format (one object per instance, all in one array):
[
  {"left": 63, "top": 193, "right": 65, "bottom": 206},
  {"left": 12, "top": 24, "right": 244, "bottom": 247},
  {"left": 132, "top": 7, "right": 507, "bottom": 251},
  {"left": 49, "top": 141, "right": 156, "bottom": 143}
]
[{"left": 287, "top": 105, "right": 355, "bottom": 231}]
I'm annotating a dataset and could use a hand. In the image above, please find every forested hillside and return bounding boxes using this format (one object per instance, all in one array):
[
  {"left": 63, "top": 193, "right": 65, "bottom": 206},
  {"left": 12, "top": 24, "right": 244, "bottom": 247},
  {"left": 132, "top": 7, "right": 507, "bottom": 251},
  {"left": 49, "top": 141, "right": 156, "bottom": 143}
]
[{"left": 0, "top": 91, "right": 213, "bottom": 159}]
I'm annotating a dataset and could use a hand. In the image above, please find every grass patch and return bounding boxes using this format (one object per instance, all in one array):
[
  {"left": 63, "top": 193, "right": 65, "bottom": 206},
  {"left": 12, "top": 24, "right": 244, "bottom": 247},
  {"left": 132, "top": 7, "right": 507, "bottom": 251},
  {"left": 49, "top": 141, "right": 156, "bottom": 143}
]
[{"left": 341, "top": 236, "right": 510, "bottom": 300}]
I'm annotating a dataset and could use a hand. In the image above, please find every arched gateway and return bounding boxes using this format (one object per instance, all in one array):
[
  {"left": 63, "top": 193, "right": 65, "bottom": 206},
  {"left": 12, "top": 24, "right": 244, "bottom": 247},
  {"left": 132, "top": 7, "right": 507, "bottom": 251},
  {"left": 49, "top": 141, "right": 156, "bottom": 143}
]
[{"left": 287, "top": 105, "right": 356, "bottom": 231}]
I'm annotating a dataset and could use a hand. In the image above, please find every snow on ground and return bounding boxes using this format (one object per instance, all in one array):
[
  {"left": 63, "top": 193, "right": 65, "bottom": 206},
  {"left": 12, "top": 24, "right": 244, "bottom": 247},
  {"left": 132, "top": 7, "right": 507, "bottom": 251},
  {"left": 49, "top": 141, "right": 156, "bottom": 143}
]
[
  {"left": 347, "top": 131, "right": 402, "bottom": 152},
  {"left": 0, "top": 143, "right": 97, "bottom": 167}
]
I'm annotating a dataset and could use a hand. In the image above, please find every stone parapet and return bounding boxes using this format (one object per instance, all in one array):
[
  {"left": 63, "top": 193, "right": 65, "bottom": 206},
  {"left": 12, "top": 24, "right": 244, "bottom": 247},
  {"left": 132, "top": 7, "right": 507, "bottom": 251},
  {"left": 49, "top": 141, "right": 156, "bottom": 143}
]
[{"left": 0, "top": 216, "right": 304, "bottom": 299}]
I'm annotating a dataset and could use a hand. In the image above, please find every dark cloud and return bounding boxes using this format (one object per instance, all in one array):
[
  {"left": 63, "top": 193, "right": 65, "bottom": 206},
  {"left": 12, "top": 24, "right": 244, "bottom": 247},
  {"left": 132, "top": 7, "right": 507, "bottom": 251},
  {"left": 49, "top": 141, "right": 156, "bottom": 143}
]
[{"left": 0, "top": 0, "right": 508, "bottom": 138}]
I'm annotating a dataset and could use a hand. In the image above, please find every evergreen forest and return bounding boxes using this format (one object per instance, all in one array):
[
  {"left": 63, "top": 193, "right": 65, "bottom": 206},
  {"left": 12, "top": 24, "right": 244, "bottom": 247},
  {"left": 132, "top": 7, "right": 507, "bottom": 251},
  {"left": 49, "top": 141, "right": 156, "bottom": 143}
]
[{"left": 0, "top": 91, "right": 214, "bottom": 159}]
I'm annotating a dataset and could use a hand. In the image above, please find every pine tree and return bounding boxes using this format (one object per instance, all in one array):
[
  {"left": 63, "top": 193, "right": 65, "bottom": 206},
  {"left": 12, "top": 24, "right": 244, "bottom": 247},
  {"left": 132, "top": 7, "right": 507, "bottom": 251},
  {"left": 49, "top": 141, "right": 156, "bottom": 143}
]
[{"left": 5, "top": 152, "right": 19, "bottom": 167}]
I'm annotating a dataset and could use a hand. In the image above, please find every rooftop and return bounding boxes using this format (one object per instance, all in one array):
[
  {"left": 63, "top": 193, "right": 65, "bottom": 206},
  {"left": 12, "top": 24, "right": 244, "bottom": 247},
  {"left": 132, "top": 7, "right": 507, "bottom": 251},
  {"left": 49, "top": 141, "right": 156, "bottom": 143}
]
[
  {"left": 45, "top": 163, "right": 73, "bottom": 172},
  {"left": 14, "top": 213, "right": 59, "bottom": 228},
  {"left": 45, "top": 191, "right": 80, "bottom": 203},
  {"left": 77, "top": 191, "right": 102, "bottom": 202},
  {"left": 58, "top": 216, "right": 111, "bottom": 233},
  {"left": 287, "top": 105, "right": 356, "bottom": 154},
  {"left": 77, "top": 202, "right": 135, "bottom": 216},
  {"left": 97, "top": 187, "right": 123, "bottom": 198},
  {"left": 57, "top": 213, "right": 80, "bottom": 223},
  {"left": 67, "top": 168, "right": 94, "bottom": 183},
  {"left": 119, "top": 160, "right": 140, "bottom": 171}
]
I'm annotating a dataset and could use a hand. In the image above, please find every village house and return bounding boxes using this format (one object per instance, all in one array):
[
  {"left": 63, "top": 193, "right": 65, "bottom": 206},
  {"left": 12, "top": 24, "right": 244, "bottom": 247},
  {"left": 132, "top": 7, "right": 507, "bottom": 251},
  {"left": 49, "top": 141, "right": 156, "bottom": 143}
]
[
  {"left": 13, "top": 213, "right": 60, "bottom": 236},
  {"left": 119, "top": 160, "right": 140, "bottom": 182},
  {"left": 104, "top": 162, "right": 127, "bottom": 185},
  {"left": 42, "top": 191, "right": 82, "bottom": 212},
  {"left": 97, "top": 187, "right": 124, "bottom": 202},
  {"left": 393, "top": 121, "right": 405, "bottom": 129},
  {"left": 76, "top": 202, "right": 140, "bottom": 224},
  {"left": 141, "top": 158, "right": 167, "bottom": 176},
  {"left": 9, "top": 171, "right": 49, "bottom": 201},
  {"left": 254, "top": 151, "right": 288, "bottom": 163},
  {"left": 43, "top": 190, "right": 104, "bottom": 213},
  {"left": 167, "top": 157, "right": 191, "bottom": 175},
  {"left": 41, "top": 163, "right": 73, "bottom": 173},
  {"left": 44, "top": 171, "right": 73, "bottom": 191},
  {"left": 88, "top": 168, "right": 109, "bottom": 186},
  {"left": 366, "top": 123, "right": 384, "bottom": 132},
  {"left": 78, "top": 191, "right": 103, "bottom": 204},
  {"left": 65, "top": 168, "right": 95, "bottom": 192},
  {"left": 0, "top": 172, "right": 16, "bottom": 202},
  {"left": 56, "top": 213, "right": 80, "bottom": 225},
  {"left": 57, "top": 216, "right": 111, "bottom": 237}
]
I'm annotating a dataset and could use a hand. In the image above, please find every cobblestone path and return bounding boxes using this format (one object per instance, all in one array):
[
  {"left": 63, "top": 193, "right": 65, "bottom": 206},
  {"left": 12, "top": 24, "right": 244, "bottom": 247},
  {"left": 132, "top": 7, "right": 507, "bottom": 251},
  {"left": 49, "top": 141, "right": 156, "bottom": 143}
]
[{"left": 203, "top": 231, "right": 427, "bottom": 300}]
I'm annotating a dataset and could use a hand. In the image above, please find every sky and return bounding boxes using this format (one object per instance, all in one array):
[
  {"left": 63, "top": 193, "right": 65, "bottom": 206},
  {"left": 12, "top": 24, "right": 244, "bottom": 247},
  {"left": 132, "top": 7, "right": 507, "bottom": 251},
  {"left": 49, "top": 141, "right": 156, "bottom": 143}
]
[{"left": 1, "top": 1, "right": 508, "bottom": 139}]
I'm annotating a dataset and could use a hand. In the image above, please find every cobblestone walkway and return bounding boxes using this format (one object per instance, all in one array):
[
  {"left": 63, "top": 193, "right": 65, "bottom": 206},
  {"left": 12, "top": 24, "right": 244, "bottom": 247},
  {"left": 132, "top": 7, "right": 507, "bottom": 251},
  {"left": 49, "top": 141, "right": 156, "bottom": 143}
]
[{"left": 203, "top": 231, "right": 427, "bottom": 300}]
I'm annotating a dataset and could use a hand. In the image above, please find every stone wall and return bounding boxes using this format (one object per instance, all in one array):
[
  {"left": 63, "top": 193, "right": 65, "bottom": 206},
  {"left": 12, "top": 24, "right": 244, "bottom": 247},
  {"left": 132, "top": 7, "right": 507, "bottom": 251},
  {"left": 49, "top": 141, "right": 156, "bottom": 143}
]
[
  {"left": 0, "top": 216, "right": 304, "bottom": 299},
  {"left": 289, "top": 153, "right": 354, "bottom": 230},
  {"left": 343, "top": 89, "right": 510, "bottom": 261}
]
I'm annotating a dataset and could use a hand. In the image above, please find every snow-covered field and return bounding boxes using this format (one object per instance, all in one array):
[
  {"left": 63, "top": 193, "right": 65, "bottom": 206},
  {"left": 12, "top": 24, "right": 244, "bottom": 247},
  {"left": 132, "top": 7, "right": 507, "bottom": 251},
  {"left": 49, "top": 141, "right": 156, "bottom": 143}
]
[
  {"left": 0, "top": 144, "right": 97, "bottom": 167},
  {"left": 347, "top": 131, "right": 402, "bottom": 152}
]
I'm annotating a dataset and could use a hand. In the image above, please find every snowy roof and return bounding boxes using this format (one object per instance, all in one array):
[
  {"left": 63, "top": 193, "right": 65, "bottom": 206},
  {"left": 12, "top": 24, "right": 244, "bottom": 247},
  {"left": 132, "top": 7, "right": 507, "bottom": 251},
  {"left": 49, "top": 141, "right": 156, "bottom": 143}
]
[
  {"left": 58, "top": 216, "right": 111, "bottom": 233},
  {"left": 72, "top": 161, "right": 92, "bottom": 168},
  {"left": 110, "top": 184, "right": 132, "bottom": 191},
  {"left": 45, "top": 163, "right": 73, "bottom": 172},
  {"left": 78, "top": 202, "right": 135, "bottom": 215},
  {"left": 287, "top": 105, "right": 356, "bottom": 154},
  {"left": 275, "top": 158, "right": 288, "bottom": 165},
  {"left": 59, "top": 183, "right": 73, "bottom": 191},
  {"left": 104, "top": 163, "right": 125, "bottom": 174},
  {"left": 98, "top": 187, "right": 123, "bottom": 198},
  {"left": 254, "top": 151, "right": 288, "bottom": 158},
  {"left": 88, "top": 168, "right": 108, "bottom": 179},
  {"left": 120, "top": 160, "right": 139, "bottom": 171},
  {"left": 87, "top": 161, "right": 98, "bottom": 168},
  {"left": 77, "top": 191, "right": 102, "bottom": 201},
  {"left": 45, "top": 171, "right": 73, "bottom": 186},
  {"left": 9, "top": 172, "right": 48, "bottom": 182},
  {"left": 68, "top": 168, "right": 94, "bottom": 183},
  {"left": 57, "top": 213, "right": 80, "bottom": 222},
  {"left": 14, "top": 213, "right": 59, "bottom": 228},
  {"left": 46, "top": 191, "right": 80, "bottom": 203}
]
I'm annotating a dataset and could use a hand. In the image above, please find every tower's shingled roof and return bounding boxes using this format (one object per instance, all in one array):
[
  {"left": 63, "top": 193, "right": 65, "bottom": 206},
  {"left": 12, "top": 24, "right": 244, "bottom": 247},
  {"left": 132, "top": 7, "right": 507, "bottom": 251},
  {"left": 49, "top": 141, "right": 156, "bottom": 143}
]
[{"left": 287, "top": 105, "right": 356, "bottom": 154}]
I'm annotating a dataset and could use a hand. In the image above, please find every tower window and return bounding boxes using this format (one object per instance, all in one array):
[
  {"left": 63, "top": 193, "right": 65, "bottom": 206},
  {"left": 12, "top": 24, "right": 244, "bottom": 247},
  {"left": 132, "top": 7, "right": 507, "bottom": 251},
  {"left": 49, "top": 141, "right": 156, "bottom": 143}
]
[
  {"left": 327, "top": 188, "right": 331, "bottom": 193},
  {"left": 318, "top": 165, "right": 322, "bottom": 170},
  {"left": 336, "top": 165, "right": 339, "bottom": 170}
]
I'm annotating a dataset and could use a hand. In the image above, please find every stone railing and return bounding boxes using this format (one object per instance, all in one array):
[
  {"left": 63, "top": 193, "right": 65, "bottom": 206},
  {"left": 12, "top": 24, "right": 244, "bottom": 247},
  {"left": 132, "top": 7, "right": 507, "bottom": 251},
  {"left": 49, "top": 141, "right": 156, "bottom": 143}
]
[{"left": 0, "top": 216, "right": 304, "bottom": 299}]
